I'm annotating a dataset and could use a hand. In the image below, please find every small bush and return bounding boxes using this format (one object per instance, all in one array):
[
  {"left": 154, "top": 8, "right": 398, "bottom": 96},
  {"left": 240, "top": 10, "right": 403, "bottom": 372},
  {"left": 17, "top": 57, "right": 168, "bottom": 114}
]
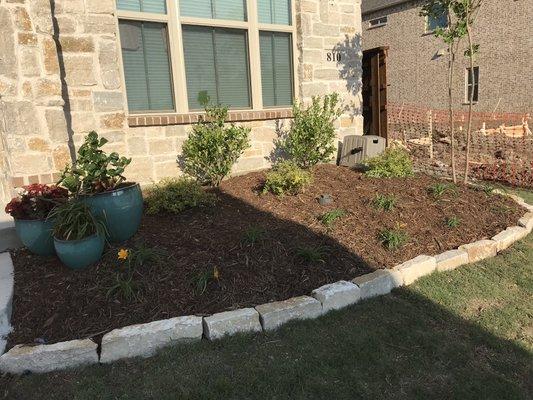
[
  {"left": 373, "top": 194, "right": 397, "bottom": 211},
  {"left": 364, "top": 147, "right": 414, "bottom": 179},
  {"left": 263, "top": 161, "right": 313, "bottom": 196},
  {"left": 279, "top": 93, "right": 343, "bottom": 168},
  {"left": 379, "top": 228, "right": 408, "bottom": 250},
  {"left": 296, "top": 245, "right": 328, "bottom": 263},
  {"left": 319, "top": 209, "right": 346, "bottom": 229},
  {"left": 145, "top": 177, "right": 216, "bottom": 215},
  {"left": 181, "top": 103, "right": 250, "bottom": 186},
  {"left": 242, "top": 226, "right": 266, "bottom": 245},
  {"left": 445, "top": 216, "right": 460, "bottom": 228},
  {"left": 428, "top": 183, "right": 456, "bottom": 199}
]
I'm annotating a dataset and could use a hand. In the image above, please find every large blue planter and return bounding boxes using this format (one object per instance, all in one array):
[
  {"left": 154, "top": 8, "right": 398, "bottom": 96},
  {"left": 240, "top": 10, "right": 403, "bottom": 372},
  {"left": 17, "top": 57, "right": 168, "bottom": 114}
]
[
  {"left": 54, "top": 234, "right": 105, "bottom": 270},
  {"left": 14, "top": 218, "right": 55, "bottom": 256},
  {"left": 82, "top": 183, "right": 143, "bottom": 243}
]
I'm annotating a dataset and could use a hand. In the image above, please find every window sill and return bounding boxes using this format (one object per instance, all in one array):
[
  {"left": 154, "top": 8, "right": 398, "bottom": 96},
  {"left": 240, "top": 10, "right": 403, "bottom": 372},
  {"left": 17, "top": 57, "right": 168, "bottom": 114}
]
[{"left": 127, "top": 108, "right": 293, "bottom": 127}]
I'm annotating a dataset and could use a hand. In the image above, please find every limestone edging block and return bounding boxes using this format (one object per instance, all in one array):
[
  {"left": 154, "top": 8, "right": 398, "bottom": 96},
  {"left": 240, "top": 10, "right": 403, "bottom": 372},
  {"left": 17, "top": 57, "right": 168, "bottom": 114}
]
[
  {"left": 203, "top": 308, "right": 262, "bottom": 340},
  {"left": 100, "top": 316, "right": 203, "bottom": 363},
  {"left": 255, "top": 296, "right": 323, "bottom": 331},
  {"left": 352, "top": 269, "right": 402, "bottom": 300},
  {"left": 518, "top": 212, "right": 533, "bottom": 232},
  {"left": 435, "top": 249, "right": 469, "bottom": 272},
  {"left": 0, "top": 339, "right": 98, "bottom": 374},
  {"left": 393, "top": 255, "right": 437, "bottom": 285},
  {"left": 312, "top": 281, "right": 362, "bottom": 312},
  {"left": 459, "top": 240, "right": 498, "bottom": 263},
  {"left": 492, "top": 226, "right": 529, "bottom": 252}
]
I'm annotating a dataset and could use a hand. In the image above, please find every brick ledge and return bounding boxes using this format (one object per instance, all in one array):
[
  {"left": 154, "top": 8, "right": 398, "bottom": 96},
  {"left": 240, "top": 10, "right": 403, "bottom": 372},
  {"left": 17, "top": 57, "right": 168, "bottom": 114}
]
[{"left": 128, "top": 109, "right": 293, "bottom": 127}]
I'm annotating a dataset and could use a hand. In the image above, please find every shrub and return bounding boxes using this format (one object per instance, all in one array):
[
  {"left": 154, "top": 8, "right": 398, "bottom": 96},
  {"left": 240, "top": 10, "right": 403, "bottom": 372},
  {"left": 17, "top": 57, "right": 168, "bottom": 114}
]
[
  {"left": 181, "top": 103, "right": 250, "bottom": 186},
  {"left": 445, "top": 216, "right": 460, "bottom": 228},
  {"left": 364, "top": 147, "right": 414, "bottom": 178},
  {"left": 144, "top": 177, "right": 216, "bottom": 215},
  {"left": 4, "top": 184, "right": 68, "bottom": 220},
  {"left": 279, "top": 93, "right": 343, "bottom": 168},
  {"left": 58, "top": 131, "right": 132, "bottom": 194},
  {"left": 372, "top": 194, "right": 397, "bottom": 211},
  {"left": 379, "top": 227, "right": 408, "bottom": 250},
  {"left": 296, "top": 245, "right": 328, "bottom": 263},
  {"left": 263, "top": 161, "right": 313, "bottom": 196},
  {"left": 319, "top": 209, "right": 346, "bottom": 229}
]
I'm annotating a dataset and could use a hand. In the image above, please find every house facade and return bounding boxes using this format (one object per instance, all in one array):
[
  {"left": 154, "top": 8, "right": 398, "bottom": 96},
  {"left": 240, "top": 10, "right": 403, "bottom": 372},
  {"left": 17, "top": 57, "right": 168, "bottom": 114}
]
[
  {"left": 0, "top": 0, "right": 364, "bottom": 203},
  {"left": 361, "top": 0, "right": 532, "bottom": 113}
]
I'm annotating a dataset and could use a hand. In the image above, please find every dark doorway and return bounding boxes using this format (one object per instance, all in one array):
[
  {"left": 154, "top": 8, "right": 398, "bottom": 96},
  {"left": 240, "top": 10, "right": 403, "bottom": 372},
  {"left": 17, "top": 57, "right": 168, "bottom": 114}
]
[{"left": 362, "top": 47, "right": 388, "bottom": 141}]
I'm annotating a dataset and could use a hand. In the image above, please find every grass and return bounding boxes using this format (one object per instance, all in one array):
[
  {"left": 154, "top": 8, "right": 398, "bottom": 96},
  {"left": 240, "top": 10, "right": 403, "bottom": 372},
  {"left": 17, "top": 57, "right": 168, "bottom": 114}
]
[
  {"left": 372, "top": 194, "right": 397, "bottom": 211},
  {"left": 2, "top": 193, "right": 532, "bottom": 400},
  {"left": 379, "top": 227, "right": 408, "bottom": 250},
  {"left": 318, "top": 209, "right": 346, "bottom": 229},
  {"left": 296, "top": 245, "right": 328, "bottom": 263}
]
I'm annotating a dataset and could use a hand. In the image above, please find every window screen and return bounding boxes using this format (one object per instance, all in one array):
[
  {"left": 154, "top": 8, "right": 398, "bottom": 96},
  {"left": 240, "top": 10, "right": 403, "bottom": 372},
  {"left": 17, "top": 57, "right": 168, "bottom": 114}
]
[
  {"left": 259, "top": 31, "right": 293, "bottom": 107},
  {"left": 258, "top": 0, "right": 291, "bottom": 25},
  {"left": 119, "top": 20, "right": 174, "bottom": 112},
  {"left": 117, "top": 0, "right": 167, "bottom": 14},
  {"left": 182, "top": 25, "right": 251, "bottom": 109},
  {"left": 466, "top": 67, "right": 479, "bottom": 102},
  {"left": 179, "top": 0, "right": 246, "bottom": 21}
]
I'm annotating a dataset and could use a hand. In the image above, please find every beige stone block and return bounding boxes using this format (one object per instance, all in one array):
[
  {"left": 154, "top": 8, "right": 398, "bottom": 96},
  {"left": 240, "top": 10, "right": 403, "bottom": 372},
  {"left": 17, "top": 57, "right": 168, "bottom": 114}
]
[
  {"left": 45, "top": 108, "right": 68, "bottom": 142},
  {"left": 393, "top": 255, "right": 436, "bottom": 286},
  {"left": 35, "top": 79, "right": 62, "bottom": 98},
  {"left": 83, "top": 15, "right": 116, "bottom": 34},
  {"left": 128, "top": 157, "right": 154, "bottom": 183},
  {"left": 60, "top": 36, "right": 95, "bottom": 53},
  {"left": 27, "top": 137, "right": 50, "bottom": 152},
  {"left": 435, "top": 249, "right": 469, "bottom": 272},
  {"left": 101, "top": 131, "right": 126, "bottom": 143},
  {"left": 518, "top": 213, "right": 533, "bottom": 232},
  {"left": 85, "top": 0, "right": 115, "bottom": 14},
  {"left": 11, "top": 153, "right": 51, "bottom": 175},
  {"left": 100, "top": 113, "right": 125, "bottom": 129},
  {"left": 251, "top": 127, "right": 277, "bottom": 142},
  {"left": 492, "top": 226, "right": 529, "bottom": 252},
  {"left": 99, "top": 40, "right": 121, "bottom": 90},
  {"left": 154, "top": 161, "right": 180, "bottom": 180},
  {"left": 64, "top": 55, "right": 97, "bottom": 86},
  {"left": 314, "top": 68, "right": 340, "bottom": 80},
  {"left": 28, "top": 0, "right": 54, "bottom": 34},
  {"left": 57, "top": 0, "right": 85, "bottom": 14},
  {"left": 301, "top": 1, "right": 318, "bottom": 13},
  {"left": 71, "top": 112, "right": 97, "bottom": 133},
  {"left": 233, "top": 157, "right": 265, "bottom": 172},
  {"left": 52, "top": 146, "right": 72, "bottom": 170},
  {"left": 17, "top": 32, "right": 38, "bottom": 46},
  {"left": 301, "top": 82, "right": 329, "bottom": 97},
  {"left": 302, "top": 49, "right": 323, "bottom": 63},
  {"left": 302, "top": 63, "right": 314, "bottom": 81},
  {"left": 70, "top": 98, "right": 94, "bottom": 112},
  {"left": 13, "top": 7, "right": 32, "bottom": 31},
  {"left": 3, "top": 101, "right": 42, "bottom": 136},
  {"left": 149, "top": 139, "right": 175, "bottom": 155},
  {"left": 0, "top": 9, "right": 17, "bottom": 80},
  {"left": 93, "top": 91, "right": 125, "bottom": 112},
  {"left": 21, "top": 81, "right": 33, "bottom": 98},
  {"left": 313, "top": 23, "right": 340, "bottom": 36},
  {"left": 165, "top": 125, "right": 188, "bottom": 137},
  {"left": 43, "top": 37, "right": 60, "bottom": 75},
  {"left": 459, "top": 240, "right": 498, "bottom": 263},
  {"left": 127, "top": 137, "right": 148, "bottom": 155},
  {"left": 56, "top": 15, "right": 77, "bottom": 34}
]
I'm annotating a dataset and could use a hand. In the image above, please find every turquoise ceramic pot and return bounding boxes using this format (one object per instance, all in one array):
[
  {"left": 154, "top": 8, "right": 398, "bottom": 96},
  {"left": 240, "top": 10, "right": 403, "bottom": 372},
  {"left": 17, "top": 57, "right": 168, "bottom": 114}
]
[
  {"left": 14, "top": 218, "right": 55, "bottom": 256},
  {"left": 82, "top": 183, "right": 143, "bottom": 243},
  {"left": 54, "top": 234, "right": 105, "bottom": 270}
]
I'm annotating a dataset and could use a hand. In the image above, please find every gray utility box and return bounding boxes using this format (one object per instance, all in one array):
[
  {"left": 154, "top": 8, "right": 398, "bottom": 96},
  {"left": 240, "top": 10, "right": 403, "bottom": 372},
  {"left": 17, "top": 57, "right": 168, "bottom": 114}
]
[{"left": 339, "top": 135, "right": 386, "bottom": 167}]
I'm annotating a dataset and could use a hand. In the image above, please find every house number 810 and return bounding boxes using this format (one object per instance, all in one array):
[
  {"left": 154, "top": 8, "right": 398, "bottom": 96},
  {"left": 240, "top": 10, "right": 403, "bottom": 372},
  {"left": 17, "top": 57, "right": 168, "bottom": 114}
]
[{"left": 326, "top": 52, "right": 341, "bottom": 62}]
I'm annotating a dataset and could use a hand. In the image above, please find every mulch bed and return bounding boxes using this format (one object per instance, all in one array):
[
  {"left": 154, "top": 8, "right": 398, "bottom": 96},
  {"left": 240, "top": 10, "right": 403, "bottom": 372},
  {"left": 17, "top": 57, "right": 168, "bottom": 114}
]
[{"left": 7, "top": 165, "right": 525, "bottom": 348}]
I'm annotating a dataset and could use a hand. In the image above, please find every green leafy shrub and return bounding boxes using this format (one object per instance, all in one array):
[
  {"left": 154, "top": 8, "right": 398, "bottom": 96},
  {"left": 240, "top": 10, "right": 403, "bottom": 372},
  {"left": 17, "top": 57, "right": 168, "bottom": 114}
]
[
  {"left": 242, "top": 226, "right": 266, "bottom": 245},
  {"left": 263, "top": 161, "right": 313, "bottom": 196},
  {"left": 373, "top": 194, "right": 397, "bottom": 211},
  {"left": 364, "top": 147, "right": 414, "bottom": 179},
  {"left": 279, "top": 93, "right": 343, "bottom": 168},
  {"left": 445, "top": 216, "right": 460, "bottom": 228},
  {"left": 144, "top": 177, "right": 216, "bottom": 215},
  {"left": 379, "top": 227, "right": 408, "bottom": 250},
  {"left": 296, "top": 245, "right": 328, "bottom": 263},
  {"left": 58, "top": 131, "right": 132, "bottom": 194},
  {"left": 181, "top": 103, "right": 250, "bottom": 186},
  {"left": 319, "top": 209, "right": 346, "bottom": 229},
  {"left": 428, "top": 183, "right": 456, "bottom": 199}
]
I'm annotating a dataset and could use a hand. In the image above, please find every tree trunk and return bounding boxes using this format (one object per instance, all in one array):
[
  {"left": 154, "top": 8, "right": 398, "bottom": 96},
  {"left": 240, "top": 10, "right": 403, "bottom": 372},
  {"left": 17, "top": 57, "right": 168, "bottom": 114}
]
[
  {"left": 448, "top": 42, "right": 457, "bottom": 183},
  {"left": 463, "top": 22, "right": 475, "bottom": 184}
]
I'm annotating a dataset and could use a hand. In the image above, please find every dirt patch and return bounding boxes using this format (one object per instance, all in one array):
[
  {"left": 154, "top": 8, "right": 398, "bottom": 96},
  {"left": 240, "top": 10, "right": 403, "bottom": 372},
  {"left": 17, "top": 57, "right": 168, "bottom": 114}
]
[{"left": 7, "top": 165, "right": 525, "bottom": 348}]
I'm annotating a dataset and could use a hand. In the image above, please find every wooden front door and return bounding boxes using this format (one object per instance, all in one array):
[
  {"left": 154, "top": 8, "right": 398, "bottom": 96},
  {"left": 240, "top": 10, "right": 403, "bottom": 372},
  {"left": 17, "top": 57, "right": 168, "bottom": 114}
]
[{"left": 362, "top": 47, "right": 388, "bottom": 141}]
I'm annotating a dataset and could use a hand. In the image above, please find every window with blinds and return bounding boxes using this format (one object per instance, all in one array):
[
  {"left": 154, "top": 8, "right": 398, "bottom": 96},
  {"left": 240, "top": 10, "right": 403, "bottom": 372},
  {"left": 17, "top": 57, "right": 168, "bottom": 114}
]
[
  {"left": 466, "top": 67, "right": 479, "bottom": 103},
  {"left": 257, "top": 0, "right": 291, "bottom": 25},
  {"left": 119, "top": 21, "right": 174, "bottom": 112},
  {"left": 182, "top": 26, "right": 251, "bottom": 110},
  {"left": 259, "top": 32, "right": 293, "bottom": 107},
  {"left": 117, "top": 0, "right": 167, "bottom": 14},
  {"left": 179, "top": 0, "right": 247, "bottom": 21}
]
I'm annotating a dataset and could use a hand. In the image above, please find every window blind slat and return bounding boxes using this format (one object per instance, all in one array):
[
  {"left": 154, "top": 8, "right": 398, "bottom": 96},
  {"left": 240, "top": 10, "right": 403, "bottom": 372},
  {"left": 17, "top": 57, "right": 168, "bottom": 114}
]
[
  {"left": 180, "top": 0, "right": 246, "bottom": 21},
  {"left": 117, "top": 0, "right": 166, "bottom": 13},
  {"left": 258, "top": 0, "right": 290, "bottom": 25},
  {"left": 259, "top": 32, "right": 275, "bottom": 106},
  {"left": 259, "top": 31, "right": 292, "bottom": 107}
]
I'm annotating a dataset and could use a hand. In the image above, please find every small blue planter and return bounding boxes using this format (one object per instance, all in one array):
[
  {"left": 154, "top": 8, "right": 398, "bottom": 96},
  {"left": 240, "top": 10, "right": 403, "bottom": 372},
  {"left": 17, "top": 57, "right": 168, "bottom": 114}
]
[
  {"left": 82, "top": 183, "right": 143, "bottom": 243},
  {"left": 14, "top": 218, "right": 55, "bottom": 256},
  {"left": 54, "top": 234, "right": 105, "bottom": 270}
]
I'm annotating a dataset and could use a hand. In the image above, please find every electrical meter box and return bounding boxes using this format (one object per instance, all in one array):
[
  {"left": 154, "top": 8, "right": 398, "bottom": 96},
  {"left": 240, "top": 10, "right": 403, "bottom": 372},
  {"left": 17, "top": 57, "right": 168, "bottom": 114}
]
[{"left": 339, "top": 135, "right": 386, "bottom": 167}]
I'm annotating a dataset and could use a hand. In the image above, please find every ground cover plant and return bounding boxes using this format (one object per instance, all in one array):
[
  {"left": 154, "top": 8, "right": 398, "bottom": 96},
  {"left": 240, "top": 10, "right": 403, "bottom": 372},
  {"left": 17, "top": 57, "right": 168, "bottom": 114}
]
[
  {"left": 262, "top": 161, "right": 312, "bottom": 196},
  {"left": 5, "top": 165, "right": 526, "bottom": 348},
  {"left": 318, "top": 209, "right": 346, "bottom": 229},
  {"left": 364, "top": 147, "right": 414, "bottom": 178},
  {"left": 372, "top": 194, "right": 397, "bottom": 211},
  {"left": 3, "top": 232, "right": 531, "bottom": 400}
]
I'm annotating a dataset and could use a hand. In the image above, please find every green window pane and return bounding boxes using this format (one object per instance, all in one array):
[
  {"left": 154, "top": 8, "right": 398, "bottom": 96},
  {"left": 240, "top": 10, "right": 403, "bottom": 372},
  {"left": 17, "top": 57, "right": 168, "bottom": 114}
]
[
  {"left": 117, "top": 0, "right": 167, "bottom": 13},
  {"left": 179, "top": 0, "right": 246, "bottom": 21},
  {"left": 182, "top": 26, "right": 250, "bottom": 110},
  {"left": 119, "top": 20, "right": 174, "bottom": 112},
  {"left": 258, "top": 0, "right": 291, "bottom": 25},
  {"left": 259, "top": 31, "right": 293, "bottom": 107}
]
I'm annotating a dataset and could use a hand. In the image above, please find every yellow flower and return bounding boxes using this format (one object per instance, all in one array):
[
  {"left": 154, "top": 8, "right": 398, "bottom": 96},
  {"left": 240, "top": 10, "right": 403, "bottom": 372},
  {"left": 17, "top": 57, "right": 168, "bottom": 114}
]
[
  {"left": 213, "top": 266, "right": 220, "bottom": 280},
  {"left": 118, "top": 249, "right": 129, "bottom": 260}
]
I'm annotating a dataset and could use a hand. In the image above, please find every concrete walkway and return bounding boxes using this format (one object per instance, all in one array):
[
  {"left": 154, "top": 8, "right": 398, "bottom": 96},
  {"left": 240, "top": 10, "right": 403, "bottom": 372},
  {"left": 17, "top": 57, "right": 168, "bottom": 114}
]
[{"left": 0, "top": 211, "right": 21, "bottom": 253}]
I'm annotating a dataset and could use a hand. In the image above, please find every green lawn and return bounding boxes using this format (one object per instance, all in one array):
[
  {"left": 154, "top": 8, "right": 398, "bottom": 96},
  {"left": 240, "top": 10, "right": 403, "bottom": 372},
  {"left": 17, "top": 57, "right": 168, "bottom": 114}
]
[{"left": 2, "top": 193, "right": 532, "bottom": 400}]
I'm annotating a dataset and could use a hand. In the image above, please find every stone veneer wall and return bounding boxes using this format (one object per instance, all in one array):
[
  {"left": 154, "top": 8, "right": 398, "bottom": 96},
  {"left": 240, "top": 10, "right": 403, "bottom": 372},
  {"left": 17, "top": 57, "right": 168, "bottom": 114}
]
[{"left": 0, "top": 0, "right": 363, "bottom": 203}]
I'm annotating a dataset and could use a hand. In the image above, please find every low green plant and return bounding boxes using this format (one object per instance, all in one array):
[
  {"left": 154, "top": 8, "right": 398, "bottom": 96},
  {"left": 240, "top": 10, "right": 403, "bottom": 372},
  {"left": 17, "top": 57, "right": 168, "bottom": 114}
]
[
  {"left": 49, "top": 200, "right": 107, "bottom": 241},
  {"left": 278, "top": 93, "right": 343, "bottom": 168},
  {"left": 107, "top": 273, "right": 138, "bottom": 302},
  {"left": 373, "top": 194, "right": 397, "bottom": 211},
  {"left": 364, "top": 147, "right": 414, "bottom": 179},
  {"left": 181, "top": 98, "right": 250, "bottom": 186},
  {"left": 242, "top": 226, "right": 266, "bottom": 245},
  {"left": 145, "top": 177, "right": 216, "bottom": 215},
  {"left": 428, "top": 183, "right": 456, "bottom": 199},
  {"left": 319, "top": 209, "right": 346, "bottom": 229},
  {"left": 482, "top": 184, "right": 495, "bottom": 195},
  {"left": 192, "top": 266, "right": 219, "bottom": 295},
  {"left": 263, "top": 161, "right": 313, "bottom": 196},
  {"left": 296, "top": 245, "right": 328, "bottom": 263},
  {"left": 379, "top": 227, "right": 408, "bottom": 250},
  {"left": 445, "top": 216, "right": 460, "bottom": 228},
  {"left": 58, "top": 131, "right": 132, "bottom": 194}
]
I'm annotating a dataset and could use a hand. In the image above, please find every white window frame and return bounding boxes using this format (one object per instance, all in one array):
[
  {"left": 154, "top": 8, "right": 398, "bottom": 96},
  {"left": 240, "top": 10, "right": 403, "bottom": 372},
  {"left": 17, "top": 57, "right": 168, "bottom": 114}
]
[
  {"left": 115, "top": 0, "right": 298, "bottom": 115},
  {"left": 464, "top": 66, "right": 479, "bottom": 104},
  {"left": 368, "top": 16, "right": 387, "bottom": 29}
]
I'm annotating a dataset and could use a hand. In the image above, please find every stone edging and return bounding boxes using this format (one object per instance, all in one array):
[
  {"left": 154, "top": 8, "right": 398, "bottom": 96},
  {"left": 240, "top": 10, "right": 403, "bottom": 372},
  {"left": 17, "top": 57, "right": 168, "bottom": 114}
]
[{"left": 1, "top": 195, "right": 532, "bottom": 375}]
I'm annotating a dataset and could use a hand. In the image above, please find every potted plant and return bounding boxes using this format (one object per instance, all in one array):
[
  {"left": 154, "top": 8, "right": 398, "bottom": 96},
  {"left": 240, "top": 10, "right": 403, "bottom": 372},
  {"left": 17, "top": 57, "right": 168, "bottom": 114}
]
[
  {"left": 58, "top": 131, "right": 143, "bottom": 243},
  {"left": 4, "top": 184, "right": 68, "bottom": 256},
  {"left": 49, "top": 200, "right": 107, "bottom": 270}
]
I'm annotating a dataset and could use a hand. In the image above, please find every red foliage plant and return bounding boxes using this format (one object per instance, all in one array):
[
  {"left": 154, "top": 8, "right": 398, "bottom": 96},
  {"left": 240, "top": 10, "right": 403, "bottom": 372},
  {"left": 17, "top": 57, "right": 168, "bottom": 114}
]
[{"left": 4, "top": 184, "right": 68, "bottom": 220}]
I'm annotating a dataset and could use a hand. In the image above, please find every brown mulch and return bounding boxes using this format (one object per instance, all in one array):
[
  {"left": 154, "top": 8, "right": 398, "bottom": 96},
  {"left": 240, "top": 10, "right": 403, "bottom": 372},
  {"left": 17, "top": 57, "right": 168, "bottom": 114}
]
[{"left": 7, "top": 165, "right": 525, "bottom": 348}]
